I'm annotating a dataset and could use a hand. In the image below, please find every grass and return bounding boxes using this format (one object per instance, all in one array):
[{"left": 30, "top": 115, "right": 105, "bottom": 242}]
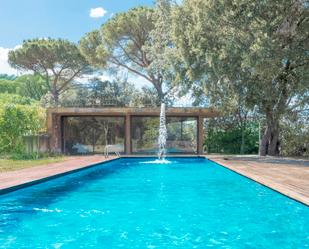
[{"left": 0, "top": 157, "right": 66, "bottom": 172}]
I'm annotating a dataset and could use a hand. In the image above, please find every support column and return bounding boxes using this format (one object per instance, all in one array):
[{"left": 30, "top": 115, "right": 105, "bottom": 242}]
[
  {"left": 125, "top": 114, "right": 131, "bottom": 155},
  {"left": 50, "top": 114, "right": 62, "bottom": 153},
  {"left": 198, "top": 116, "right": 204, "bottom": 155}
]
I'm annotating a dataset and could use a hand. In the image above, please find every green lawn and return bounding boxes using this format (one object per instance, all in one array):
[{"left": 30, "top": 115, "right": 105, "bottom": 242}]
[{"left": 0, "top": 157, "right": 66, "bottom": 172}]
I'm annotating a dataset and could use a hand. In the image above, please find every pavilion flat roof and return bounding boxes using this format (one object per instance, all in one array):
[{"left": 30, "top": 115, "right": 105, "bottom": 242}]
[{"left": 47, "top": 107, "right": 219, "bottom": 117}]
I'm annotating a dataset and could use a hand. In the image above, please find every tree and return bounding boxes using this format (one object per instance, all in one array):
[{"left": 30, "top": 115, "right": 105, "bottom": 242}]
[
  {"left": 131, "top": 86, "right": 162, "bottom": 107},
  {"left": 172, "top": 0, "right": 309, "bottom": 156},
  {"left": 0, "top": 74, "right": 49, "bottom": 101},
  {"left": 280, "top": 109, "right": 309, "bottom": 156},
  {"left": 143, "top": 0, "right": 184, "bottom": 103},
  {"left": 15, "top": 74, "right": 49, "bottom": 101},
  {"left": 8, "top": 38, "right": 89, "bottom": 106},
  {"left": 60, "top": 77, "right": 136, "bottom": 107},
  {"left": 80, "top": 6, "right": 176, "bottom": 103},
  {"left": 0, "top": 93, "right": 36, "bottom": 106},
  {"left": 204, "top": 117, "right": 259, "bottom": 154},
  {"left": 0, "top": 78, "right": 17, "bottom": 94}
]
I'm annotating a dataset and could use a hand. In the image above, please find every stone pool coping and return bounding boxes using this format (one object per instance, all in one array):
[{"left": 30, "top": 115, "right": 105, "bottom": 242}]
[
  {"left": 0, "top": 155, "right": 118, "bottom": 195},
  {"left": 0, "top": 155, "right": 308, "bottom": 206}
]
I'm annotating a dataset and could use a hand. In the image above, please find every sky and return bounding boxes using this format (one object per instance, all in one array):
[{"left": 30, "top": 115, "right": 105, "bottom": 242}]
[
  {"left": 0, "top": 0, "right": 154, "bottom": 48},
  {"left": 0, "top": 0, "right": 191, "bottom": 105},
  {"left": 0, "top": 0, "right": 154, "bottom": 87}
]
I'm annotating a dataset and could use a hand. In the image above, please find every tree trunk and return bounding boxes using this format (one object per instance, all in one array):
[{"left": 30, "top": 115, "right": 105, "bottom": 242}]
[
  {"left": 152, "top": 78, "right": 164, "bottom": 104},
  {"left": 268, "top": 124, "right": 280, "bottom": 156},
  {"left": 259, "top": 125, "right": 270, "bottom": 156},
  {"left": 259, "top": 114, "right": 280, "bottom": 156},
  {"left": 156, "top": 86, "right": 164, "bottom": 103},
  {"left": 52, "top": 87, "right": 59, "bottom": 107},
  {"left": 240, "top": 122, "right": 245, "bottom": 154}
]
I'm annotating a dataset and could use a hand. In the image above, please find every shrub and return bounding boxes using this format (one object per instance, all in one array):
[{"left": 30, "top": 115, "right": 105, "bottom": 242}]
[{"left": 0, "top": 97, "right": 45, "bottom": 154}]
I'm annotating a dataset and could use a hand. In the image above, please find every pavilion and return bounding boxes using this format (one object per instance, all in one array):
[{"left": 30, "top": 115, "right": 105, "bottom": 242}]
[{"left": 47, "top": 107, "right": 219, "bottom": 155}]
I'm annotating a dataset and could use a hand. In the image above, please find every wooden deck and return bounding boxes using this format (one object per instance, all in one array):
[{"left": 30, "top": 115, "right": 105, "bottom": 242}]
[
  {"left": 0, "top": 155, "right": 117, "bottom": 194},
  {"left": 207, "top": 155, "right": 309, "bottom": 206}
]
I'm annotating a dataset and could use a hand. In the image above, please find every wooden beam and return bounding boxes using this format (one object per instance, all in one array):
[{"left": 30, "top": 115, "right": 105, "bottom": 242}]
[{"left": 47, "top": 107, "right": 220, "bottom": 118}]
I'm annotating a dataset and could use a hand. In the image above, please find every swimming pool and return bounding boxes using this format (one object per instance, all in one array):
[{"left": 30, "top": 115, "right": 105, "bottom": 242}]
[{"left": 0, "top": 157, "right": 308, "bottom": 248}]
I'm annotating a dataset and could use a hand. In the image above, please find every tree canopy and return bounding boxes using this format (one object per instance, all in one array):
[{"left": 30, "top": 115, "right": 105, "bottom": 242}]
[
  {"left": 172, "top": 0, "right": 309, "bottom": 155},
  {"left": 80, "top": 6, "right": 178, "bottom": 102},
  {"left": 8, "top": 38, "right": 90, "bottom": 106}
]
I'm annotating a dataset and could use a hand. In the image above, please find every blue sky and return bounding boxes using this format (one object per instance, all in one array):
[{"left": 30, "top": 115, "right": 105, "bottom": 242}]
[
  {"left": 0, "top": 0, "right": 154, "bottom": 47},
  {"left": 0, "top": 0, "right": 154, "bottom": 77}
]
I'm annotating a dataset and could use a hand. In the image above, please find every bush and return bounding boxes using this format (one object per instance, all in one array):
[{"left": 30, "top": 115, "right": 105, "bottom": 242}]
[
  {"left": 204, "top": 119, "right": 259, "bottom": 154},
  {"left": 280, "top": 113, "right": 309, "bottom": 157},
  {"left": 0, "top": 93, "right": 37, "bottom": 106},
  {"left": 0, "top": 96, "right": 45, "bottom": 154}
]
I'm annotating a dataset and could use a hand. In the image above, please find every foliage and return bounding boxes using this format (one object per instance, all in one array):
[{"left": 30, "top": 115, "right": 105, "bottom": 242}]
[
  {"left": 59, "top": 77, "right": 162, "bottom": 108},
  {"left": 143, "top": 0, "right": 184, "bottom": 102},
  {"left": 59, "top": 77, "right": 137, "bottom": 107},
  {"left": 80, "top": 6, "right": 176, "bottom": 102},
  {"left": 204, "top": 118, "right": 259, "bottom": 154},
  {"left": 280, "top": 111, "right": 309, "bottom": 157},
  {"left": 0, "top": 95, "right": 45, "bottom": 153},
  {"left": 10, "top": 152, "right": 43, "bottom": 160},
  {"left": 0, "top": 78, "right": 17, "bottom": 93},
  {"left": 172, "top": 0, "right": 309, "bottom": 156},
  {"left": 0, "top": 74, "right": 49, "bottom": 101},
  {"left": 15, "top": 74, "right": 49, "bottom": 100},
  {"left": 0, "top": 93, "right": 36, "bottom": 105},
  {"left": 8, "top": 38, "right": 90, "bottom": 106},
  {"left": 131, "top": 86, "right": 162, "bottom": 107},
  {"left": 0, "top": 1, "right": 307, "bottom": 158}
]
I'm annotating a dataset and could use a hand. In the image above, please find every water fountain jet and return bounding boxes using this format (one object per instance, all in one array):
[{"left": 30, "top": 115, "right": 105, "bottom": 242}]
[{"left": 158, "top": 102, "right": 167, "bottom": 160}]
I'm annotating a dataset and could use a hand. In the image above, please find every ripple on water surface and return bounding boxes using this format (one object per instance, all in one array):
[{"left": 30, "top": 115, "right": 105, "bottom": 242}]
[{"left": 0, "top": 157, "right": 308, "bottom": 248}]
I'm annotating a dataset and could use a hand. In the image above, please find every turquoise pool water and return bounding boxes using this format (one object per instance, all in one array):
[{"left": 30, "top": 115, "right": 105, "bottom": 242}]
[{"left": 0, "top": 157, "right": 308, "bottom": 248}]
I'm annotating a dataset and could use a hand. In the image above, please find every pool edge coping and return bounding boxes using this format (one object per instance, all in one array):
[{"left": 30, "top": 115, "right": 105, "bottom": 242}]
[
  {"left": 205, "top": 156, "right": 309, "bottom": 207},
  {"left": 0, "top": 157, "right": 121, "bottom": 196}
]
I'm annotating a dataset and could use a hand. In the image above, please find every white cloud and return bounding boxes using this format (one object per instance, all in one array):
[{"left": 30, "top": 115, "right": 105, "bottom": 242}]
[
  {"left": 90, "top": 7, "right": 107, "bottom": 18},
  {"left": 0, "top": 46, "right": 21, "bottom": 75}
]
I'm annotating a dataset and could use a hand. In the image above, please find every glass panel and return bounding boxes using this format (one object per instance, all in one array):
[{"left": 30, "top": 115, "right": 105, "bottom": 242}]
[
  {"left": 63, "top": 116, "right": 125, "bottom": 155},
  {"left": 166, "top": 117, "right": 197, "bottom": 153},
  {"left": 131, "top": 116, "right": 197, "bottom": 154},
  {"left": 131, "top": 117, "right": 159, "bottom": 154}
]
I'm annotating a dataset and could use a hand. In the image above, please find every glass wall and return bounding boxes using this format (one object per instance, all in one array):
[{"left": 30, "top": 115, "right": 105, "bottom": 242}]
[
  {"left": 131, "top": 116, "right": 197, "bottom": 154},
  {"left": 63, "top": 116, "right": 125, "bottom": 154},
  {"left": 166, "top": 117, "right": 198, "bottom": 153}
]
